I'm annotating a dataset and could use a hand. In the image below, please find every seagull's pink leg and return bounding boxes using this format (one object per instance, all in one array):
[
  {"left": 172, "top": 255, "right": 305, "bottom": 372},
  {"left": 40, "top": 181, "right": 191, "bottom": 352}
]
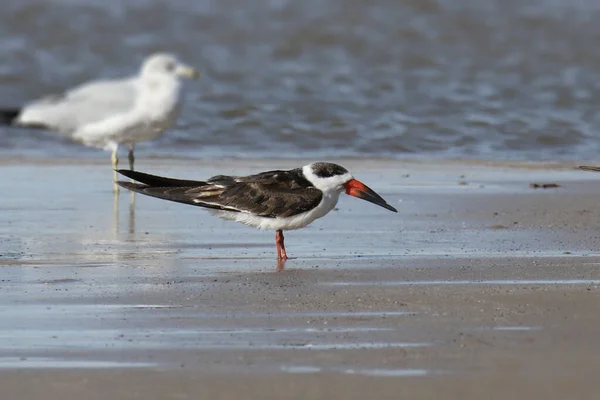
[{"left": 275, "top": 230, "right": 288, "bottom": 260}]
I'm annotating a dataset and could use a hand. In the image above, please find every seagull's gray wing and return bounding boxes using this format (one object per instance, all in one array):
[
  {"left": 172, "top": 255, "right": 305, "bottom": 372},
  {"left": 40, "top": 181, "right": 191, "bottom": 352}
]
[{"left": 15, "top": 77, "right": 138, "bottom": 136}]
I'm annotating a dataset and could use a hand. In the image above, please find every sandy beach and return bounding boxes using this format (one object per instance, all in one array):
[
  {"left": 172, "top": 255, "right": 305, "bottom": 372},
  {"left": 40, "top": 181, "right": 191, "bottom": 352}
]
[{"left": 1, "top": 157, "right": 600, "bottom": 399}]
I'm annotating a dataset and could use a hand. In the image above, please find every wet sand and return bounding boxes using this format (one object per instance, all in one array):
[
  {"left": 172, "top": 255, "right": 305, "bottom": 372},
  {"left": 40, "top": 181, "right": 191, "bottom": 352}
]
[{"left": 1, "top": 157, "right": 600, "bottom": 399}]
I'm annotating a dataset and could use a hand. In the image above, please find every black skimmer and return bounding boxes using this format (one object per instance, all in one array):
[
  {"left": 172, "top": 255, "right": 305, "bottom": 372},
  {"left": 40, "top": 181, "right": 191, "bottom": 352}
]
[{"left": 116, "top": 162, "right": 397, "bottom": 261}]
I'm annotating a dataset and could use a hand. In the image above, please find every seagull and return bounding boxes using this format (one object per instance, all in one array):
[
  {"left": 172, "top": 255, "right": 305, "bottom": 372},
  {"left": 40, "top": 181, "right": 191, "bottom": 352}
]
[
  {"left": 116, "top": 162, "right": 397, "bottom": 260},
  {"left": 0, "top": 53, "right": 199, "bottom": 188}
]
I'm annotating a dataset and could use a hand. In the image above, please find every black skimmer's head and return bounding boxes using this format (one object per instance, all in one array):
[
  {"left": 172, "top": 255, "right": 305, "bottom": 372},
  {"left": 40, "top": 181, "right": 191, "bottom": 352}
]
[
  {"left": 116, "top": 162, "right": 397, "bottom": 262},
  {"left": 302, "top": 162, "right": 398, "bottom": 213}
]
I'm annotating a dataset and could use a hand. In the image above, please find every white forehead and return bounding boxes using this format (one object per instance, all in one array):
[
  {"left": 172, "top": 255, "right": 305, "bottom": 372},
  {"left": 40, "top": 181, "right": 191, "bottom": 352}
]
[
  {"left": 141, "top": 53, "right": 178, "bottom": 72},
  {"left": 302, "top": 163, "right": 353, "bottom": 191}
]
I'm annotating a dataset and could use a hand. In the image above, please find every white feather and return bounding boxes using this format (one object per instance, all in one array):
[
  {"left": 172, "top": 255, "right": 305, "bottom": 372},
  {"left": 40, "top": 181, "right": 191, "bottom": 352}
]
[
  {"left": 16, "top": 53, "right": 192, "bottom": 151},
  {"left": 301, "top": 164, "right": 353, "bottom": 192}
]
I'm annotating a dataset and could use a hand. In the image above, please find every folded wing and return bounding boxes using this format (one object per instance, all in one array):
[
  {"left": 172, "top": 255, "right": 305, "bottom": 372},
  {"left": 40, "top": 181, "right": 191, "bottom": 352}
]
[
  {"left": 117, "top": 168, "right": 323, "bottom": 218},
  {"left": 15, "top": 78, "right": 137, "bottom": 136}
]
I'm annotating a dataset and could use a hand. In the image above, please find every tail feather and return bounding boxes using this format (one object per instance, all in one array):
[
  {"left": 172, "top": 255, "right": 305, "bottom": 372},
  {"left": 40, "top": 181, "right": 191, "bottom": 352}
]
[
  {"left": 578, "top": 166, "right": 600, "bottom": 172},
  {"left": 116, "top": 170, "right": 224, "bottom": 209},
  {"left": 116, "top": 181, "right": 152, "bottom": 195},
  {"left": 0, "top": 108, "right": 20, "bottom": 125},
  {"left": 116, "top": 169, "right": 206, "bottom": 187},
  {"left": 116, "top": 180, "right": 226, "bottom": 210},
  {"left": 116, "top": 180, "right": 195, "bottom": 206}
]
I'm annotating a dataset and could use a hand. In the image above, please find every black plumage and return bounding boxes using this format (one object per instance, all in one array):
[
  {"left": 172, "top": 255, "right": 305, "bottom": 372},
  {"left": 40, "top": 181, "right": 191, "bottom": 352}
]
[
  {"left": 117, "top": 168, "right": 323, "bottom": 218},
  {"left": 311, "top": 162, "right": 348, "bottom": 178}
]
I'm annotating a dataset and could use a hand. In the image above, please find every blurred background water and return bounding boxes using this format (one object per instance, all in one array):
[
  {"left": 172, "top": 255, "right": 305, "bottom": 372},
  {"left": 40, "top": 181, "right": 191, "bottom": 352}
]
[{"left": 1, "top": 0, "right": 600, "bottom": 161}]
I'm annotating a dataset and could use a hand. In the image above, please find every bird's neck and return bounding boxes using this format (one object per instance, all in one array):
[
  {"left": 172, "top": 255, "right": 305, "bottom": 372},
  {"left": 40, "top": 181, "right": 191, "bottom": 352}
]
[
  {"left": 321, "top": 189, "right": 342, "bottom": 208},
  {"left": 136, "top": 76, "right": 183, "bottom": 117}
]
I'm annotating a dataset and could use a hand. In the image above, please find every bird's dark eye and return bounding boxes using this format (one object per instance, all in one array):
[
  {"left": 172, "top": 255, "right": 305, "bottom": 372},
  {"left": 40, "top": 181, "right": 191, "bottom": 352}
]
[{"left": 166, "top": 62, "right": 176, "bottom": 71}]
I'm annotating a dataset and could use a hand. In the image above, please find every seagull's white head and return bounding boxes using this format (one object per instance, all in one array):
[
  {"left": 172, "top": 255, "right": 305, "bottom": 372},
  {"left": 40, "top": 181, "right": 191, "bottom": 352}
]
[
  {"left": 302, "top": 162, "right": 397, "bottom": 212},
  {"left": 140, "top": 53, "right": 200, "bottom": 81}
]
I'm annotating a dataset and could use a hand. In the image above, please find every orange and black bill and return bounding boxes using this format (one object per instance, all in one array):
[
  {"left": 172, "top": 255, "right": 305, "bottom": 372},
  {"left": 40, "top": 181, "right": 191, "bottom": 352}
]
[{"left": 344, "top": 179, "right": 397, "bottom": 212}]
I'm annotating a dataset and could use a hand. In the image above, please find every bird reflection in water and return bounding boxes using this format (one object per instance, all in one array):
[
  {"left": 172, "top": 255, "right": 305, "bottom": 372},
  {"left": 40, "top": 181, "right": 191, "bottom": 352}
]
[
  {"left": 276, "top": 258, "right": 286, "bottom": 272},
  {"left": 113, "top": 190, "right": 136, "bottom": 236}
]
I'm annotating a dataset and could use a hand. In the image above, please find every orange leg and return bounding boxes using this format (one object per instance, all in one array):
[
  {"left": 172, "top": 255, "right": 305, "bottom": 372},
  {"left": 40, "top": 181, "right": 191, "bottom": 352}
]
[{"left": 275, "top": 230, "right": 288, "bottom": 260}]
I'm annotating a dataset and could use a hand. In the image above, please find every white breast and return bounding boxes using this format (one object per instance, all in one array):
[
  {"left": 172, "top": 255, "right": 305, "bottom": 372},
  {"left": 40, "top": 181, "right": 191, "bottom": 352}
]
[
  {"left": 72, "top": 77, "right": 183, "bottom": 148},
  {"left": 212, "top": 191, "right": 342, "bottom": 231}
]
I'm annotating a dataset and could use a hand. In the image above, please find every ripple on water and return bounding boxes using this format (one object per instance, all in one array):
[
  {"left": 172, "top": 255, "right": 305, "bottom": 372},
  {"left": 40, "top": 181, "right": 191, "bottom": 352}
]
[
  {"left": 0, "top": 357, "right": 156, "bottom": 369},
  {"left": 322, "top": 279, "right": 600, "bottom": 287},
  {"left": 490, "top": 326, "right": 543, "bottom": 332},
  {"left": 2, "top": 0, "right": 600, "bottom": 160},
  {"left": 280, "top": 365, "right": 436, "bottom": 377}
]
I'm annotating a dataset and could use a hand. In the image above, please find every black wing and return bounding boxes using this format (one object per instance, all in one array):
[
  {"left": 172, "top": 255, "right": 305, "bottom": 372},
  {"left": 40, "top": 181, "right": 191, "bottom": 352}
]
[
  {"left": 117, "top": 169, "right": 206, "bottom": 187},
  {"left": 117, "top": 168, "right": 323, "bottom": 218}
]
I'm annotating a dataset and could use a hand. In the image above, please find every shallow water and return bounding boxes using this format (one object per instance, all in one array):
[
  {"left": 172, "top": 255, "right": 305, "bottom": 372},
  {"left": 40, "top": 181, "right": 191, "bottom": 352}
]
[
  {"left": 1, "top": 0, "right": 600, "bottom": 161},
  {"left": 2, "top": 159, "right": 600, "bottom": 400}
]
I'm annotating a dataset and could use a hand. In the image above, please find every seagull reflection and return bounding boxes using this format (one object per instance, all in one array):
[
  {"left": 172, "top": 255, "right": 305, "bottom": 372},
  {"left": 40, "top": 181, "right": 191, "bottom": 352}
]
[
  {"left": 112, "top": 190, "right": 136, "bottom": 235},
  {"left": 128, "top": 191, "right": 136, "bottom": 235}
]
